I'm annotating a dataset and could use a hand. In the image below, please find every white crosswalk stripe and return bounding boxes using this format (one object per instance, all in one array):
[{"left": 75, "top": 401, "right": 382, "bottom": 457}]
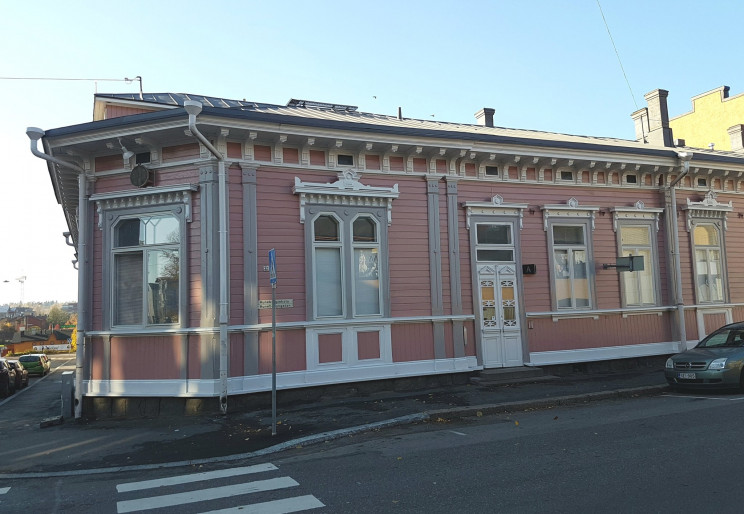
[
  {"left": 0, "top": 487, "right": 10, "bottom": 495},
  {"left": 117, "top": 463, "right": 278, "bottom": 493},
  {"left": 199, "top": 495, "right": 325, "bottom": 514},
  {"left": 115, "top": 463, "right": 324, "bottom": 513}
]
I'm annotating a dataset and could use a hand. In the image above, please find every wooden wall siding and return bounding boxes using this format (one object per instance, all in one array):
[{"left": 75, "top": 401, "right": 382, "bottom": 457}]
[
  {"left": 390, "top": 156, "right": 404, "bottom": 171},
  {"left": 684, "top": 309, "right": 698, "bottom": 342},
  {"left": 597, "top": 172, "right": 606, "bottom": 184},
  {"left": 526, "top": 168, "right": 536, "bottom": 181},
  {"left": 258, "top": 329, "right": 306, "bottom": 373},
  {"left": 365, "top": 154, "right": 380, "bottom": 170},
  {"left": 464, "top": 320, "right": 477, "bottom": 356},
  {"left": 106, "top": 105, "right": 158, "bottom": 119},
  {"left": 444, "top": 321, "right": 454, "bottom": 358},
  {"left": 227, "top": 142, "right": 242, "bottom": 159},
  {"left": 593, "top": 213, "right": 622, "bottom": 310},
  {"left": 703, "top": 312, "right": 727, "bottom": 335},
  {"left": 228, "top": 166, "right": 245, "bottom": 322},
  {"left": 92, "top": 174, "right": 133, "bottom": 194},
  {"left": 91, "top": 225, "right": 104, "bottom": 330},
  {"left": 95, "top": 154, "right": 122, "bottom": 172},
  {"left": 188, "top": 200, "right": 202, "bottom": 325},
  {"left": 436, "top": 159, "right": 447, "bottom": 174},
  {"left": 388, "top": 177, "right": 433, "bottom": 316},
  {"left": 162, "top": 143, "right": 200, "bottom": 162},
  {"left": 89, "top": 338, "right": 104, "bottom": 380},
  {"left": 438, "top": 184, "right": 451, "bottom": 313},
  {"left": 318, "top": 333, "right": 343, "bottom": 363},
  {"left": 457, "top": 205, "right": 473, "bottom": 312},
  {"left": 357, "top": 330, "right": 381, "bottom": 360},
  {"left": 283, "top": 148, "right": 300, "bottom": 164},
  {"left": 255, "top": 168, "right": 308, "bottom": 324},
  {"left": 229, "top": 333, "right": 244, "bottom": 376},
  {"left": 188, "top": 336, "right": 201, "bottom": 379},
  {"left": 732, "top": 306, "right": 744, "bottom": 322},
  {"left": 391, "top": 323, "right": 435, "bottom": 362},
  {"left": 528, "top": 313, "right": 673, "bottom": 353},
  {"left": 254, "top": 145, "right": 272, "bottom": 162},
  {"left": 465, "top": 163, "right": 476, "bottom": 177},
  {"left": 544, "top": 169, "right": 553, "bottom": 181},
  {"left": 413, "top": 158, "right": 427, "bottom": 173},
  {"left": 718, "top": 191, "right": 744, "bottom": 302},
  {"left": 110, "top": 336, "right": 181, "bottom": 380},
  {"left": 310, "top": 150, "right": 325, "bottom": 166}
]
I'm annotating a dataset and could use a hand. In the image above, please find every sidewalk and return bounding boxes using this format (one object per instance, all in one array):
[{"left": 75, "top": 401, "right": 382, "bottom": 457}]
[{"left": 0, "top": 355, "right": 669, "bottom": 476}]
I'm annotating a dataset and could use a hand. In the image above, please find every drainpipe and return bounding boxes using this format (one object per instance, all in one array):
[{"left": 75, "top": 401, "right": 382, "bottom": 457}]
[
  {"left": 184, "top": 101, "right": 229, "bottom": 415},
  {"left": 27, "top": 127, "right": 88, "bottom": 419},
  {"left": 669, "top": 151, "right": 693, "bottom": 352}
]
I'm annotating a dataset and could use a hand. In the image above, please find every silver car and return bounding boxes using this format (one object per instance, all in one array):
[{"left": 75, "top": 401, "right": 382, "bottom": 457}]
[{"left": 665, "top": 322, "right": 744, "bottom": 390}]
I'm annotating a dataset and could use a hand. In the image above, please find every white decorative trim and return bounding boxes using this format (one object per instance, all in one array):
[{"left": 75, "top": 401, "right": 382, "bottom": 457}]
[
  {"left": 541, "top": 197, "right": 600, "bottom": 231},
  {"left": 306, "top": 324, "right": 393, "bottom": 370},
  {"left": 293, "top": 170, "right": 399, "bottom": 225},
  {"left": 528, "top": 341, "right": 680, "bottom": 366},
  {"left": 695, "top": 308, "right": 732, "bottom": 340},
  {"left": 83, "top": 356, "right": 479, "bottom": 397},
  {"left": 610, "top": 200, "right": 664, "bottom": 231},
  {"left": 92, "top": 183, "right": 198, "bottom": 228},
  {"left": 682, "top": 190, "right": 733, "bottom": 231},
  {"left": 462, "top": 195, "right": 528, "bottom": 230}
]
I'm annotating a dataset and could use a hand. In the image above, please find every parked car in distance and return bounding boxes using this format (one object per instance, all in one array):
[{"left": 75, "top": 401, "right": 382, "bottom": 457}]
[
  {"left": 18, "top": 354, "right": 51, "bottom": 376},
  {"left": 665, "top": 321, "right": 744, "bottom": 390},
  {"left": 0, "top": 359, "right": 17, "bottom": 397},
  {"left": 7, "top": 360, "right": 28, "bottom": 389}
]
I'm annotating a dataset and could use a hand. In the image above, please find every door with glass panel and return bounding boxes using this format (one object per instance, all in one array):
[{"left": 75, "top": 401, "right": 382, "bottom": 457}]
[{"left": 475, "top": 223, "right": 523, "bottom": 368}]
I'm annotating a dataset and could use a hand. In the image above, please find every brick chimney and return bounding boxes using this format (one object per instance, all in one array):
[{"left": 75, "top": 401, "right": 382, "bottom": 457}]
[
  {"left": 631, "top": 89, "right": 673, "bottom": 146},
  {"left": 475, "top": 108, "right": 495, "bottom": 128},
  {"left": 728, "top": 124, "right": 744, "bottom": 152}
]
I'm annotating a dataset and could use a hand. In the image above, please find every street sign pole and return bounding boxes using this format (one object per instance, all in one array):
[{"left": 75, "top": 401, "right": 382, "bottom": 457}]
[{"left": 269, "top": 249, "right": 277, "bottom": 436}]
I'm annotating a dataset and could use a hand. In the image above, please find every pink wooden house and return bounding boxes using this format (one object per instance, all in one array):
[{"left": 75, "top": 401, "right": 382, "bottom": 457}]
[{"left": 27, "top": 90, "right": 744, "bottom": 418}]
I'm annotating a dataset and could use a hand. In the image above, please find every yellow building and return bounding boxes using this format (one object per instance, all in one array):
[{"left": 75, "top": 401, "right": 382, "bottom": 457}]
[{"left": 669, "top": 86, "right": 744, "bottom": 152}]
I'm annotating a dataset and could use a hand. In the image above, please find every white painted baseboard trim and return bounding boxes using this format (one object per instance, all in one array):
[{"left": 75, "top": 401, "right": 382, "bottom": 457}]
[
  {"left": 84, "top": 356, "right": 480, "bottom": 397},
  {"left": 528, "top": 341, "right": 682, "bottom": 366}
]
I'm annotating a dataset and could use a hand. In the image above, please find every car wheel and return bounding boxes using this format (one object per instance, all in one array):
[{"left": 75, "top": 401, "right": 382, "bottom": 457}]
[{"left": 739, "top": 368, "right": 744, "bottom": 392}]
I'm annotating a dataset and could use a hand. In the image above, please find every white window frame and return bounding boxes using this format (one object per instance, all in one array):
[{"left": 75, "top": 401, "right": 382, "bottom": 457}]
[
  {"left": 93, "top": 185, "right": 194, "bottom": 331},
  {"left": 295, "top": 171, "right": 398, "bottom": 322},
  {"left": 611, "top": 202, "right": 663, "bottom": 308},
  {"left": 543, "top": 199, "right": 598, "bottom": 311},
  {"left": 692, "top": 222, "right": 726, "bottom": 304},
  {"left": 682, "top": 191, "right": 732, "bottom": 305}
]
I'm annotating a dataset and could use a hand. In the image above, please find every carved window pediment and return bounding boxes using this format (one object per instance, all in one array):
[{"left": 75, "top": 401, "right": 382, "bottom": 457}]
[
  {"left": 541, "top": 197, "right": 599, "bottom": 231},
  {"left": 463, "top": 195, "right": 528, "bottom": 230},
  {"left": 610, "top": 200, "right": 664, "bottom": 231},
  {"left": 682, "top": 191, "right": 733, "bottom": 231},
  {"left": 293, "top": 170, "right": 399, "bottom": 225}
]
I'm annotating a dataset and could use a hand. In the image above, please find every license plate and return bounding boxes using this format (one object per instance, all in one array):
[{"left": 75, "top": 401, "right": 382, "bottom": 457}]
[{"left": 678, "top": 372, "right": 696, "bottom": 380}]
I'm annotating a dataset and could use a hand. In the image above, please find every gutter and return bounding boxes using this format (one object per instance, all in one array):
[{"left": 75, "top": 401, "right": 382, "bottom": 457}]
[
  {"left": 184, "top": 101, "right": 229, "bottom": 415},
  {"left": 668, "top": 151, "right": 693, "bottom": 352},
  {"left": 26, "top": 127, "right": 88, "bottom": 419}
]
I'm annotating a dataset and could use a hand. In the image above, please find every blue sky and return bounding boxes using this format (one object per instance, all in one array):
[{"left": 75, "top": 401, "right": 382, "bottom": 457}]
[{"left": 1, "top": 0, "right": 742, "bottom": 304}]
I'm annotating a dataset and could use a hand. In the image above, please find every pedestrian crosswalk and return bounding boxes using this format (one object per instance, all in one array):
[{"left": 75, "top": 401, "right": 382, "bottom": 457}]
[
  {"left": 115, "top": 463, "right": 324, "bottom": 513},
  {"left": 0, "top": 487, "right": 9, "bottom": 495}
]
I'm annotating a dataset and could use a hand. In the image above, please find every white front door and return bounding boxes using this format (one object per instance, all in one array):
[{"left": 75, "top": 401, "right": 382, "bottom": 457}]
[{"left": 478, "top": 263, "right": 523, "bottom": 368}]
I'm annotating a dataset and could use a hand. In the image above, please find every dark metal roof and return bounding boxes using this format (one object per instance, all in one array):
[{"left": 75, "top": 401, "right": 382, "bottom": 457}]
[{"left": 47, "top": 92, "right": 744, "bottom": 165}]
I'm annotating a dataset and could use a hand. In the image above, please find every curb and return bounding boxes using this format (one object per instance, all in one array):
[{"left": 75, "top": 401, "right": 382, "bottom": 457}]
[{"left": 0, "top": 384, "right": 668, "bottom": 479}]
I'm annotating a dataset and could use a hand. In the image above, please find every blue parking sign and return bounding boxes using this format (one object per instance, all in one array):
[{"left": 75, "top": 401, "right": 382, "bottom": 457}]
[{"left": 269, "top": 248, "right": 277, "bottom": 284}]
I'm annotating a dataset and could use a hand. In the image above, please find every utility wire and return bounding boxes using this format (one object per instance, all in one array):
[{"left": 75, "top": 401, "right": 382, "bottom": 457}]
[
  {"left": 0, "top": 76, "right": 133, "bottom": 82},
  {"left": 596, "top": 0, "right": 638, "bottom": 111}
]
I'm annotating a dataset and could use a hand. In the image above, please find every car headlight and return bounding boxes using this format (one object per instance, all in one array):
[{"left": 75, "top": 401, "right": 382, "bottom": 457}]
[
  {"left": 665, "top": 358, "right": 674, "bottom": 369},
  {"left": 708, "top": 358, "right": 728, "bottom": 370}
]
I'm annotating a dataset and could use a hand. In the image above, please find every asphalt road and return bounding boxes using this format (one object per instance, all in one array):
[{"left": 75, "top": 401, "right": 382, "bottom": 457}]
[{"left": 3, "top": 389, "right": 743, "bottom": 513}]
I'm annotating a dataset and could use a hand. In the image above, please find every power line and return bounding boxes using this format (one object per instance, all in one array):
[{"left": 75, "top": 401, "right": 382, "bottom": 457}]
[
  {"left": 596, "top": 0, "right": 638, "bottom": 111},
  {"left": 0, "top": 76, "right": 132, "bottom": 82}
]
